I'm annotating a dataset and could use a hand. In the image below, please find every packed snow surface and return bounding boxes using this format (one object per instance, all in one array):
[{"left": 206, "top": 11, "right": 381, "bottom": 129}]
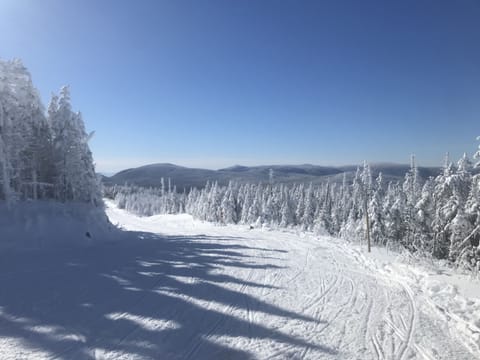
[
  {"left": 0, "top": 201, "right": 116, "bottom": 248},
  {"left": 0, "top": 200, "right": 479, "bottom": 359}
]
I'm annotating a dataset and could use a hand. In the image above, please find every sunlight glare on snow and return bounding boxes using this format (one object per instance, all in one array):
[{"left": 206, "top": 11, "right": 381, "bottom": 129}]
[
  {"left": 104, "top": 313, "right": 180, "bottom": 332},
  {"left": 27, "top": 325, "right": 86, "bottom": 342}
]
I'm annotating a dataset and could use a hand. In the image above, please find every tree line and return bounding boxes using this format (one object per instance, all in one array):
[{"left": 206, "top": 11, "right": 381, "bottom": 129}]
[
  {"left": 107, "top": 147, "right": 480, "bottom": 272},
  {"left": 0, "top": 59, "right": 100, "bottom": 205}
]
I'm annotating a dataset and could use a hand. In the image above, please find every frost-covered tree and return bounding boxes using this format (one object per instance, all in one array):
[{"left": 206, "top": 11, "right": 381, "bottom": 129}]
[
  {"left": 49, "top": 87, "right": 99, "bottom": 203},
  {"left": 368, "top": 173, "right": 386, "bottom": 245},
  {"left": 0, "top": 59, "right": 47, "bottom": 203},
  {"left": 403, "top": 155, "right": 422, "bottom": 248},
  {"left": 0, "top": 58, "right": 100, "bottom": 206},
  {"left": 448, "top": 207, "right": 474, "bottom": 264},
  {"left": 302, "top": 183, "right": 315, "bottom": 230},
  {"left": 280, "top": 192, "right": 294, "bottom": 227},
  {"left": 415, "top": 178, "right": 435, "bottom": 253},
  {"left": 221, "top": 181, "right": 237, "bottom": 224},
  {"left": 107, "top": 136, "right": 480, "bottom": 272}
]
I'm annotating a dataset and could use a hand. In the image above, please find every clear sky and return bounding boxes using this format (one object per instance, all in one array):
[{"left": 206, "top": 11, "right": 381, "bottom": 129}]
[{"left": 1, "top": 0, "right": 479, "bottom": 173}]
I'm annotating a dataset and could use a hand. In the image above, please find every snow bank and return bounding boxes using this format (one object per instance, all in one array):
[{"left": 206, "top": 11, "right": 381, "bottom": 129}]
[
  {"left": 334, "top": 240, "right": 480, "bottom": 357},
  {"left": 0, "top": 201, "right": 120, "bottom": 248}
]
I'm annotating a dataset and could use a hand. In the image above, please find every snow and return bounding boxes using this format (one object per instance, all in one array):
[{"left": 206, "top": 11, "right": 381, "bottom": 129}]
[
  {"left": 335, "top": 242, "right": 480, "bottom": 357},
  {"left": 0, "top": 200, "right": 479, "bottom": 359},
  {"left": 0, "top": 201, "right": 119, "bottom": 249}
]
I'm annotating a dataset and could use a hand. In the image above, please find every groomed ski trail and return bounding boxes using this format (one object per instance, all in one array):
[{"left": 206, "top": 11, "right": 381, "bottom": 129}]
[{"left": 0, "top": 201, "right": 476, "bottom": 359}]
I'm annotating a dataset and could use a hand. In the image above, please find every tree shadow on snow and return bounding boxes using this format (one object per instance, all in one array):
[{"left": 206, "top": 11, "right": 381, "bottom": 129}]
[{"left": 0, "top": 230, "right": 336, "bottom": 359}]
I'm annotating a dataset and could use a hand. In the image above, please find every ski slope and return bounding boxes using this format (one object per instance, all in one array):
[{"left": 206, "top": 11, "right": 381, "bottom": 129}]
[{"left": 0, "top": 201, "right": 479, "bottom": 359}]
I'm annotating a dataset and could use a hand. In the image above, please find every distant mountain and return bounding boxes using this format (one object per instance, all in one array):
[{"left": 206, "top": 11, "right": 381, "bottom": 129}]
[
  {"left": 102, "top": 163, "right": 442, "bottom": 191},
  {"left": 103, "top": 163, "right": 219, "bottom": 190}
]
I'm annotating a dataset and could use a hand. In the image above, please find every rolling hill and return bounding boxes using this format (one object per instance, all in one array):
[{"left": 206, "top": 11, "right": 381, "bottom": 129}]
[{"left": 102, "top": 163, "right": 442, "bottom": 190}]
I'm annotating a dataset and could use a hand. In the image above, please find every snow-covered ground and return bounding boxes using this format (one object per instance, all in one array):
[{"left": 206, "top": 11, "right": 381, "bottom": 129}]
[
  {"left": 0, "top": 200, "right": 479, "bottom": 359},
  {"left": 0, "top": 200, "right": 118, "bottom": 249}
]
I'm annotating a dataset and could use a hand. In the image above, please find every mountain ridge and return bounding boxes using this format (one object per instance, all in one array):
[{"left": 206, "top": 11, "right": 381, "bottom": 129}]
[{"left": 102, "top": 162, "right": 442, "bottom": 190}]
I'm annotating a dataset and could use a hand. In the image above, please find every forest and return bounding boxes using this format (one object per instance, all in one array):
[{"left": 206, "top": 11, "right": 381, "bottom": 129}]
[{"left": 107, "top": 147, "right": 480, "bottom": 272}]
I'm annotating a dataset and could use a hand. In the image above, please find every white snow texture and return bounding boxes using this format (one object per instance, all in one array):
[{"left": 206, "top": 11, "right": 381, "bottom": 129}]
[{"left": 0, "top": 200, "right": 479, "bottom": 359}]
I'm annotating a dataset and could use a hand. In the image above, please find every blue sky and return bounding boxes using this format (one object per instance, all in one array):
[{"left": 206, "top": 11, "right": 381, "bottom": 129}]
[{"left": 1, "top": 0, "right": 479, "bottom": 173}]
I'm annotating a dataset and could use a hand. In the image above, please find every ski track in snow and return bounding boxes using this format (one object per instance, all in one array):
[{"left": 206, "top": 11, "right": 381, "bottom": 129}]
[{"left": 0, "top": 201, "right": 478, "bottom": 359}]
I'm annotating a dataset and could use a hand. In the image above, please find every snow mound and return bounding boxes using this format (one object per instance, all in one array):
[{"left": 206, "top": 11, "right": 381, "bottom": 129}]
[{"left": 0, "top": 201, "right": 120, "bottom": 248}]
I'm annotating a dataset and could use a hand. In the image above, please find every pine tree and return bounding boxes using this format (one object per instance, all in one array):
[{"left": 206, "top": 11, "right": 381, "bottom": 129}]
[
  {"left": 368, "top": 173, "right": 385, "bottom": 245},
  {"left": 415, "top": 178, "right": 435, "bottom": 253},
  {"left": 448, "top": 207, "right": 474, "bottom": 265},
  {"left": 221, "top": 181, "right": 237, "bottom": 224},
  {"left": 302, "top": 183, "right": 315, "bottom": 230},
  {"left": 280, "top": 192, "right": 294, "bottom": 227},
  {"left": 49, "top": 87, "right": 100, "bottom": 203}
]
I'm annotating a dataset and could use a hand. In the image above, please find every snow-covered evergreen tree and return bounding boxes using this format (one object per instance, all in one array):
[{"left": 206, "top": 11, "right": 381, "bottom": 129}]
[
  {"left": 368, "top": 173, "right": 386, "bottom": 245},
  {"left": 49, "top": 87, "right": 99, "bottom": 204},
  {"left": 107, "top": 136, "right": 480, "bottom": 272},
  {"left": 0, "top": 58, "right": 100, "bottom": 206}
]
